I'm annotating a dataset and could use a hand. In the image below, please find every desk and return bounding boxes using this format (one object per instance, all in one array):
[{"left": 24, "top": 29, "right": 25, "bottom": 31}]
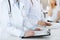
[
  {"left": 0, "top": 29, "right": 60, "bottom": 40},
  {"left": 0, "top": 23, "right": 60, "bottom": 40},
  {"left": 46, "top": 23, "right": 60, "bottom": 29},
  {"left": 22, "top": 29, "right": 60, "bottom": 40}
]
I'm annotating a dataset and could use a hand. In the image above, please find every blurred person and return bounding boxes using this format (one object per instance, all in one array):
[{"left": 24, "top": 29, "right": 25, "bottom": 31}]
[{"left": 46, "top": 0, "right": 60, "bottom": 23}]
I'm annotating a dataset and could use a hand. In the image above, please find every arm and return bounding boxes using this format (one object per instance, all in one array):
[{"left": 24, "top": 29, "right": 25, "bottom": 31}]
[
  {"left": 38, "top": 21, "right": 46, "bottom": 26},
  {"left": 6, "top": 26, "right": 25, "bottom": 37},
  {"left": 55, "top": 11, "right": 60, "bottom": 22}
]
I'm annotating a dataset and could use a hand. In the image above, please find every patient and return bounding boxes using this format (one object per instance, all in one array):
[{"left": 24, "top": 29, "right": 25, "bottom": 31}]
[{"left": 46, "top": 0, "right": 60, "bottom": 23}]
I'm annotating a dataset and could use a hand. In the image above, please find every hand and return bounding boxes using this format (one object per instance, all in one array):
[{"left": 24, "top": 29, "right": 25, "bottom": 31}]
[
  {"left": 38, "top": 21, "right": 46, "bottom": 26},
  {"left": 54, "top": 20, "right": 59, "bottom": 23},
  {"left": 54, "top": 20, "right": 58, "bottom": 23},
  {"left": 45, "top": 22, "right": 51, "bottom": 26},
  {"left": 35, "top": 28, "right": 41, "bottom": 31},
  {"left": 25, "top": 30, "right": 34, "bottom": 37}
]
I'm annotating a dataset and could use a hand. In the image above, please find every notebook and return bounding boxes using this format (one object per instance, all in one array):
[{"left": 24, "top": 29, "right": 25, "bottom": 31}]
[{"left": 22, "top": 29, "right": 50, "bottom": 38}]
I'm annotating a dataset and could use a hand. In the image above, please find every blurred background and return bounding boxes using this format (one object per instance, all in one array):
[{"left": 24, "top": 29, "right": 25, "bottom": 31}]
[{"left": 41, "top": 0, "right": 60, "bottom": 9}]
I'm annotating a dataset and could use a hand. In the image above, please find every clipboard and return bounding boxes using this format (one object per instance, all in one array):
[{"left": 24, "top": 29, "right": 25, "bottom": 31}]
[
  {"left": 22, "top": 29, "right": 51, "bottom": 38},
  {"left": 22, "top": 32, "right": 50, "bottom": 38}
]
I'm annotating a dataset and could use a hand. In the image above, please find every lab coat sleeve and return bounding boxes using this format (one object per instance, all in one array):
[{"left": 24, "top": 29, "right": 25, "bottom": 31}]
[
  {"left": 6, "top": 26, "right": 25, "bottom": 37},
  {"left": 20, "top": 3, "right": 37, "bottom": 30}
]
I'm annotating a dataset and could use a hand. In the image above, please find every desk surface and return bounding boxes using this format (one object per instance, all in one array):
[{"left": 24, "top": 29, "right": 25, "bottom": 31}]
[
  {"left": 46, "top": 23, "right": 60, "bottom": 29},
  {"left": 0, "top": 29, "right": 60, "bottom": 40},
  {"left": 0, "top": 23, "right": 60, "bottom": 40}
]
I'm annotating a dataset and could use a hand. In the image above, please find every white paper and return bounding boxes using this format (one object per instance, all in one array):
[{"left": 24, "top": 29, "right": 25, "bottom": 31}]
[
  {"left": 34, "top": 29, "right": 49, "bottom": 36},
  {"left": 46, "top": 23, "right": 60, "bottom": 29}
]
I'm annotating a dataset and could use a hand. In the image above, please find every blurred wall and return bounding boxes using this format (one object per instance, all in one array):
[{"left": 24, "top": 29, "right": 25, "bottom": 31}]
[{"left": 40, "top": 0, "right": 48, "bottom": 9}]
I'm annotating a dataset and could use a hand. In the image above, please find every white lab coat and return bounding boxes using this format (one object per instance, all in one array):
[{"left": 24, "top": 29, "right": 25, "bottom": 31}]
[
  {"left": 20, "top": 0, "right": 36, "bottom": 31},
  {"left": 0, "top": 0, "right": 25, "bottom": 39},
  {"left": 24, "top": 0, "right": 44, "bottom": 30}
]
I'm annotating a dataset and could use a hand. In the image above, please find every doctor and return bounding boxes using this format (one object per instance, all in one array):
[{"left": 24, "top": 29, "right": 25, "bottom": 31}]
[
  {"left": 0, "top": 0, "right": 23, "bottom": 39},
  {"left": 21, "top": 0, "right": 52, "bottom": 37},
  {"left": 24, "top": 0, "right": 51, "bottom": 30},
  {"left": 0, "top": 0, "right": 35, "bottom": 39}
]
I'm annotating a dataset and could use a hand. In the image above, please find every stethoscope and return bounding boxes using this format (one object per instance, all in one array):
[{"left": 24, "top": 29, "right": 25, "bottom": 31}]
[
  {"left": 30, "top": 0, "right": 39, "bottom": 6},
  {"left": 8, "top": 0, "right": 12, "bottom": 26},
  {"left": 14, "top": 0, "right": 20, "bottom": 9},
  {"left": 8, "top": 0, "right": 21, "bottom": 27}
]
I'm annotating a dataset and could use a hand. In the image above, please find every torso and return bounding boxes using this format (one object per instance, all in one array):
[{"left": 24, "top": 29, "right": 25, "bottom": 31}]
[
  {"left": 47, "top": 6, "right": 60, "bottom": 21},
  {"left": 27, "top": 0, "right": 44, "bottom": 25}
]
